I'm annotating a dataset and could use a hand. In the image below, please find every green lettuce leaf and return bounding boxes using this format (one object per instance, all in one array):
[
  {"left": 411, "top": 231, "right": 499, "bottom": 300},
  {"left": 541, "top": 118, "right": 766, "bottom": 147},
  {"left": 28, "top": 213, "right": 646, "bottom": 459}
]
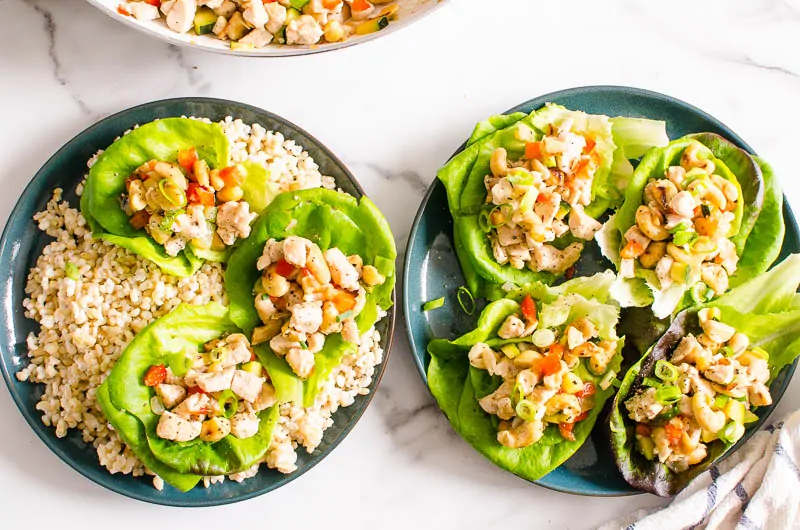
[
  {"left": 610, "top": 256, "right": 800, "bottom": 496},
  {"left": 225, "top": 188, "right": 396, "bottom": 406},
  {"left": 102, "top": 303, "right": 280, "bottom": 477},
  {"left": 427, "top": 273, "right": 623, "bottom": 481},
  {"left": 80, "top": 118, "right": 230, "bottom": 277}
]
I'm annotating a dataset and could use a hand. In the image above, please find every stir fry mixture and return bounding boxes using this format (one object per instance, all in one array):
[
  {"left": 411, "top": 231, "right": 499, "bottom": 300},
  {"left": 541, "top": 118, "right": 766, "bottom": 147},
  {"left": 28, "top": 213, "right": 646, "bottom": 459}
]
[
  {"left": 120, "top": 0, "right": 400, "bottom": 49},
  {"left": 147, "top": 333, "right": 276, "bottom": 443},
  {"left": 484, "top": 121, "right": 604, "bottom": 274},
  {"left": 625, "top": 308, "right": 770, "bottom": 472},
  {"left": 252, "top": 236, "right": 386, "bottom": 378},
  {"left": 469, "top": 295, "right": 618, "bottom": 448},
  {"left": 620, "top": 143, "right": 740, "bottom": 302},
  {"left": 122, "top": 147, "right": 257, "bottom": 257}
]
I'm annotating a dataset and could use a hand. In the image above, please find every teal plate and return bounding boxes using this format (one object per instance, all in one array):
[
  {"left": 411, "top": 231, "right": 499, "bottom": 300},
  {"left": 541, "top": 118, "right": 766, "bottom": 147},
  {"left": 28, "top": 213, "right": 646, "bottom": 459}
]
[
  {"left": 403, "top": 86, "right": 799, "bottom": 496},
  {"left": 0, "top": 98, "right": 395, "bottom": 507}
]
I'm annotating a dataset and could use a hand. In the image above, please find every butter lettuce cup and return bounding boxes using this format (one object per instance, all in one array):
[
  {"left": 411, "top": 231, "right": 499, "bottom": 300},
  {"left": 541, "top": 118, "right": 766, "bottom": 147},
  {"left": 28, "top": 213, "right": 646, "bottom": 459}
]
[
  {"left": 97, "top": 303, "right": 289, "bottom": 492},
  {"left": 609, "top": 255, "right": 800, "bottom": 496},
  {"left": 427, "top": 272, "right": 625, "bottom": 481},
  {"left": 599, "top": 133, "right": 784, "bottom": 318},
  {"left": 226, "top": 188, "right": 396, "bottom": 407},
  {"left": 81, "top": 117, "right": 281, "bottom": 276},
  {"left": 438, "top": 105, "right": 668, "bottom": 299}
]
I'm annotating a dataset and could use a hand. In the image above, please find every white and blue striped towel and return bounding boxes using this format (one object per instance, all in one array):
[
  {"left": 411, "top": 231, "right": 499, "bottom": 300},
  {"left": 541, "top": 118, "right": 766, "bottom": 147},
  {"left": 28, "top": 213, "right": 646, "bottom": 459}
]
[{"left": 600, "top": 410, "right": 800, "bottom": 530}]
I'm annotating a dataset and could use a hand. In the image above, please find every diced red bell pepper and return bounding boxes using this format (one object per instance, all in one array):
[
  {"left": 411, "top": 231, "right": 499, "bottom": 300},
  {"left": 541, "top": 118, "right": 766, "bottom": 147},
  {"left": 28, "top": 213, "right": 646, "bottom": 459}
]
[
  {"left": 144, "top": 0, "right": 161, "bottom": 6},
  {"left": 331, "top": 290, "right": 357, "bottom": 313},
  {"left": 665, "top": 419, "right": 683, "bottom": 445},
  {"left": 144, "top": 364, "right": 167, "bottom": 387},
  {"left": 635, "top": 424, "right": 651, "bottom": 437},
  {"left": 275, "top": 259, "right": 297, "bottom": 278},
  {"left": 177, "top": 147, "right": 198, "bottom": 172},
  {"left": 541, "top": 345, "right": 563, "bottom": 376},
  {"left": 520, "top": 294, "right": 537, "bottom": 323},
  {"left": 187, "top": 183, "right": 215, "bottom": 206},
  {"left": 187, "top": 386, "right": 207, "bottom": 395},
  {"left": 584, "top": 136, "right": 596, "bottom": 153},
  {"left": 558, "top": 422, "right": 576, "bottom": 441},
  {"left": 575, "top": 382, "right": 596, "bottom": 399},
  {"left": 352, "top": 0, "right": 371, "bottom": 11},
  {"left": 219, "top": 165, "right": 245, "bottom": 188},
  {"left": 525, "top": 141, "right": 542, "bottom": 160}
]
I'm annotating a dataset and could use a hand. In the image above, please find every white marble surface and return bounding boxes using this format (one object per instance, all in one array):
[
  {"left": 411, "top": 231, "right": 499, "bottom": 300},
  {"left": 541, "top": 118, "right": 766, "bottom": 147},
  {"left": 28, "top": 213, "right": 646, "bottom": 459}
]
[{"left": 1, "top": 0, "right": 800, "bottom": 528}]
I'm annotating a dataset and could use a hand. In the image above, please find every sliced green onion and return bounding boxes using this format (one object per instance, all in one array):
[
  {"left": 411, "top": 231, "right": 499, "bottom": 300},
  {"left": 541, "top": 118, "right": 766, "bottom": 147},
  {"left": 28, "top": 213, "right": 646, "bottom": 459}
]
[
  {"left": 673, "top": 229, "right": 698, "bottom": 247},
  {"left": 718, "top": 420, "right": 744, "bottom": 445},
  {"left": 743, "top": 410, "right": 759, "bottom": 424},
  {"left": 643, "top": 377, "right": 663, "bottom": 389},
  {"left": 515, "top": 399, "right": 537, "bottom": 422},
  {"left": 336, "top": 310, "right": 356, "bottom": 322},
  {"left": 207, "top": 347, "right": 226, "bottom": 363},
  {"left": 65, "top": 261, "right": 80, "bottom": 280},
  {"left": 683, "top": 167, "right": 709, "bottom": 186},
  {"left": 299, "top": 341, "right": 308, "bottom": 350},
  {"left": 657, "top": 405, "right": 680, "bottom": 421},
  {"left": 668, "top": 222, "right": 691, "bottom": 234},
  {"left": 690, "top": 282, "right": 711, "bottom": 304},
  {"left": 423, "top": 297, "right": 445, "bottom": 312},
  {"left": 158, "top": 178, "right": 187, "bottom": 207},
  {"left": 654, "top": 360, "right": 678, "bottom": 383},
  {"left": 478, "top": 209, "right": 491, "bottom": 232},
  {"left": 506, "top": 168, "right": 534, "bottom": 186},
  {"left": 721, "top": 346, "right": 735, "bottom": 357},
  {"left": 169, "top": 350, "right": 195, "bottom": 377},
  {"left": 655, "top": 385, "right": 682, "bottom": 405},
  {"left": 214, "top": 389, "right": 239, "bottom": 419},
  {"left": 749, "top": 347, "right": 769, "bottom": 360},
  {"left": 714, "top": 394, "right": 730, "bottom": 410},
  {"left": 599, "top": 369, "right": 618, "bottom": 391},
  {"left": 159, "top": 208, "right": 185, "bottom": 232},
  {"left": 457, "top": 286, "right": 475, "bottom": 315},
  {"left": 511, "top": 383, "right": 525, "bottom": 407},
  {"left": 150, "top": 396, "right": 166, "bottom": 415}
]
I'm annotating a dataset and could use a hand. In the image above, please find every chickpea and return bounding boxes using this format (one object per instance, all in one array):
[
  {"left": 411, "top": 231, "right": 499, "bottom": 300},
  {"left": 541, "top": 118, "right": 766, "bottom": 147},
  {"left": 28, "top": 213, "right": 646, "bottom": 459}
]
[
  {"left": 217, "top": 185, "right": 244, "bottom": 202},
  {"left": 263, "top": 268, "right": 290, "bottom": 297},
  {"left": 635, "top": 205, "right": 669, "bottom": 241}
]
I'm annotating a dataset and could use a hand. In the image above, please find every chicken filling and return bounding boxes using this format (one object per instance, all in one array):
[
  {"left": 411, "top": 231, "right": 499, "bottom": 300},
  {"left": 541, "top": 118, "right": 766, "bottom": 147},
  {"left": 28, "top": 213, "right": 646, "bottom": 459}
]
[
  {"left": 147, "top": 333, "right": 277, "bottom": 443},
  {"left": 121, "top": 147, "right": 257, "bottom": 257},
  {"left": 625, "top": 308, "right": 771, "bottom": 473},
  {"left": 252, "top": 236, "right": 386, "bottom": 379},
  {"left": 121, "top": 0, "right": 400, "bottom": 50},
  {"left": 619, "top": 143, "right": 740, "bottom": 301},
  {"left": 470, "top": 295, "right": 618, "bottom": 449},
  {"left": 483, "top": 121, "right": 604, "bottom": 274}
]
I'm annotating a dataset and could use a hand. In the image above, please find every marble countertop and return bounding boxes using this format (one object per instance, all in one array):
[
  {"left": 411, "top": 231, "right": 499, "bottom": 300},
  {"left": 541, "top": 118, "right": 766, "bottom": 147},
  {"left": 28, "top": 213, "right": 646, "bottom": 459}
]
[{"left": 1, "top": 0, "right": 799, "bottom": 527}]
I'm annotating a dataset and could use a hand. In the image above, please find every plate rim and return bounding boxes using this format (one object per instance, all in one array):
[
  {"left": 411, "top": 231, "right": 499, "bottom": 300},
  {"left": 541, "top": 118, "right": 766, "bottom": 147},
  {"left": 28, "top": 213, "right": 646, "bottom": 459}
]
[
  {"left": 0, "top": 96, "right": 396, "bottom": 507},
  {"left": 84, "top": 0, "right": 451, "bottom": 58},
  {"left": 402, "top": 84, "right": 799, "bottom": 497}
]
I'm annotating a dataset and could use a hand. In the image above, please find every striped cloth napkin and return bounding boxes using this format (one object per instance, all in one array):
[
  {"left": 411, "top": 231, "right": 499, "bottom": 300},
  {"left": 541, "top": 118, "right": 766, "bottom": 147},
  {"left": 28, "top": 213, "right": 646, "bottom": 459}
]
[{"left": 599, "top": 409, "right": 800, "bottom": 530}]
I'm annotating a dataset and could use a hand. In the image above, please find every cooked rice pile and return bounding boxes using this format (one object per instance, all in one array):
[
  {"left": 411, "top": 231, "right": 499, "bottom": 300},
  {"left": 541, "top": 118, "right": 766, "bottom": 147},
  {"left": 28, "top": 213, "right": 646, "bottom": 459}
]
[{"left": 15, "top": 118, "right": 385, "bottom": 490}]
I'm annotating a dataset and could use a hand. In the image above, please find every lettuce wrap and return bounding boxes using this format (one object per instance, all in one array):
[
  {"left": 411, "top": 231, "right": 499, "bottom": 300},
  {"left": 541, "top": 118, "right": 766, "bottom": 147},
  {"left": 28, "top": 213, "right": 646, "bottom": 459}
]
[
  {"left": 81, "top": 118, "right": 276, "bottom": 276},
  {"left": 609, "top": 255, "right": 800, "bottom": 496},
  {"left": 439, "top": 105, "right": 668, "bottom": 299},
  {"left": 97, "top": 303, "right": 284, "bottom": 489},
  {"left": 427, "top": 272, "right": 624, "bottom": 481},
  {"left": 225, "top": 188, "right": 396, "bottom": 407},
  {"left": 598, "top": 133, "right": 782, "bottom": 318}
]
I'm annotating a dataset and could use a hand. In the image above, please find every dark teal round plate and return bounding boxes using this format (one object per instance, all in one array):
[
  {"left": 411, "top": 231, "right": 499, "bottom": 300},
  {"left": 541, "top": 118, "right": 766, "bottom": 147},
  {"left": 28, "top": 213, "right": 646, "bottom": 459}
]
[
  {"left": 0, "top": 98, "right": 395, "bottom": 507},
  {"left": 403, "top": 86, "right": 799, "bottom": 496}
]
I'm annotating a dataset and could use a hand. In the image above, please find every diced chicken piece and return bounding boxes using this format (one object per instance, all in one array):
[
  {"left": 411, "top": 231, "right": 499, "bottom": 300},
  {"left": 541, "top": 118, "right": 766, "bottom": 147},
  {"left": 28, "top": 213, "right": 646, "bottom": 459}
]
[
  {"left": 700, "top": 319, "right": 736, "bottom": 344},
  {"left": 655, "top": 255, "right": 674, "bottom": 288},
  {"left": 306, "top": 332, "right": 325, "bottom": 353},
  {"left": 497, "top": 419, "right": 545, "bottom": 449},
  {"left": 496, "top": 225, "right": 523, "bottom": 246},
  {"left": 163, "top": 236, "right": 187, "bottom": 257},
  {"left": 715, "top": 238, "right": 739, "bottom": 276},
  {"left": 532, "top": 242, "right": 582, "bottom": 274},
  {"left": 220, "top": 334, "right": 253, "bottom": 367},
  {"left": 264, "top": 2, "right": 287, "bottom": 34},
  {"left": 160, "top": 0, "right": 177, "bottom": 15},
  {"left": 620, "top": 258, "right": 635, "bottom": 279},
  {"left": 669, "top": 191, "right": 699, "bottom": 218},
  {"left": 624, "top": 225, "right": 652, "bottom": 250},
  {"left": 173, "top": 204, "right": 210, "bottom": 240},
  {"left": 166, "top": 0, "right": 197, "bottom": 33},
  {"left": 490, "top": 179, "right": 514, "bottom": 204},
  {"left": 324, "top": 248, "right": 359, "bottom": 290},
  {"left": 555, "top": 131, "right": 587, "bottom": 172},
  {"left": 285, "top": 15, "right": 323, "bottom": 45},
  {"left": 199, "top": 416, "right": 231, "bottom": 442},
  {"left": 534, "top": 192, "right": 560, "bottom": 225},
  {"left": 568, "top": 206, "right": 602, "bottom": 240},
  {"left": 156, "top": 411, "right": 202, "bottom": 442},
  {"left": 130, "top": 1, "right": 160, "bottom": 20},
  {"left": 171, "top": 392, "right": 210, "bottom": 419},
  {"left": 671, "top": 335, "right": 704, "bottom": 364},
  {"left": 269, "top": 333, "right": 298, "bottom": 355},
  {"left": 253, "top": 382, "right": 276, "bottom": 412},
  {"left": 241, "top": 0, "right": 268, "bottom": 29},
  {"left": 492, "top": 238, "right": 509, "bottom": 265},
  {"left": 468, "top": 342, "right": 500, "bottom": 373},
  {"left": 282, "top": 236, "right": 310, "bottom": 267},
  {"left": 289, "top": 301, "right": 323, "bottom": 334},
  {"left": 341, "top": 320, "right": 361, "bottom": 345},
  {"left": 231, "top": 370, "right": 265, "bottom": 403},
  {"left": 199, "top": 0, "right": 224, "bottom": 8},
  {"left": 566, "top": 326, "right": 586, "bottom": 350},
  {"left": 254, "top": 294, "right": 278, "bottom": 323},
  {"left": 498, "top": 314, "right": 526, "bottom": 339},
  {"left": 749, "top": 382, "right": 772, "bottom": 407},
  {"left": 625, "top": 388, "right": 664, "bottom": 423},
  {"left": 747, "top": 358, "right": 770, "bottom": 384},
  {"left": 704, "top": 361, "right": 736, "bottom": 386},
  {"left": 286, "top": 347, "right": 315, "bottom": 378},
  {"left": 478, "top": 381, "right": 514, "bottom": 420},
  {"left": 217, "top": 201, "right": 257, "bottom": 246},
  {"left": 194, "top": 366, "right": 235, "bottom": 393},
  {"left": 239, "top": 28, "right": 273, "bottom": 48},
  {"left": 257, "top": 238, "right": 283, "bottom": 271},
  {"left": 231, "top": 411, "right": 261, "bottom": 439},
  {"left": 156, "top": 384, "right": 187, "bottom": 409}
]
